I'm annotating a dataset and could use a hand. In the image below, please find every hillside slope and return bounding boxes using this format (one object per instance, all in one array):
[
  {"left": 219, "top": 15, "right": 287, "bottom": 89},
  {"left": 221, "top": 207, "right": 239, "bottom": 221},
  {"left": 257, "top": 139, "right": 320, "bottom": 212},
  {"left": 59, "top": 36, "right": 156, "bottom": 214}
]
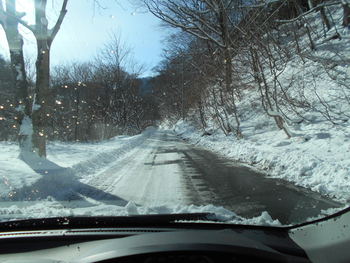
[{"left": 164, "top": 6, "right": 350, "bottom": 203}]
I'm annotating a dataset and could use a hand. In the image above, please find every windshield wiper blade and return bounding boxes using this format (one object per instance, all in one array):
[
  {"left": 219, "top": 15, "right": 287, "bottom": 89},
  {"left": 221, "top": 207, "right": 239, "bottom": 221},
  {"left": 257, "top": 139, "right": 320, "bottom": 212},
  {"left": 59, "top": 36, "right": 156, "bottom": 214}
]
[{"left": 0, "top": 213, "right": 216, "bottom": 231}]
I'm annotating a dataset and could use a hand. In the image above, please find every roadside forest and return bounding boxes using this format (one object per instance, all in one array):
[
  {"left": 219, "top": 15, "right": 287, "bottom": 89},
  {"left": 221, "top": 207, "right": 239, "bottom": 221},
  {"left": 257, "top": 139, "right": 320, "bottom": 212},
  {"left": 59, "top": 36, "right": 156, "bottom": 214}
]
[
  {"left": 146, "top": 0, "right": 350, "bottom": 139},
  {"left": 0, "top": 1, "right": 159, "bottom": 153},
  {"left": 1, "top": 0, "right": 350, "bottom": 159}
]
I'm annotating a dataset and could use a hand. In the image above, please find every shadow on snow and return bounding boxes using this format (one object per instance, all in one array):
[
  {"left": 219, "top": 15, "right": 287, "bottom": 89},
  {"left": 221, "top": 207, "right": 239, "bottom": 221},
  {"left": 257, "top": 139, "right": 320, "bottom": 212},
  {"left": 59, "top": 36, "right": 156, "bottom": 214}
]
[{"left": 1, "top": 153, "right": 128, "bottom": 207}]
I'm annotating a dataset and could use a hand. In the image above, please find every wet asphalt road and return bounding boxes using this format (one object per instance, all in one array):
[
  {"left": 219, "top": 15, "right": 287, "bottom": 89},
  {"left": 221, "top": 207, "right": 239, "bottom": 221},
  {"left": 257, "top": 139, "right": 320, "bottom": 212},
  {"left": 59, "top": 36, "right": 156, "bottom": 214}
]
[{"left": 158, "top": 132, "right": 342, "bottom": 225}]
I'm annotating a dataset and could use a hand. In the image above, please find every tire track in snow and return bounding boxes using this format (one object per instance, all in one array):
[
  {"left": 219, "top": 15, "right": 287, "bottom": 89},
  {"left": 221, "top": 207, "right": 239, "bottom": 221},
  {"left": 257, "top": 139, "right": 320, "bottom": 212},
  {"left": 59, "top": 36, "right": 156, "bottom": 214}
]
[
  {"left": 72, "top": 129, "right": 154, "bottom": 180},
  {"left": 83, "top": 130, "right": 190, "bottom": 207}
]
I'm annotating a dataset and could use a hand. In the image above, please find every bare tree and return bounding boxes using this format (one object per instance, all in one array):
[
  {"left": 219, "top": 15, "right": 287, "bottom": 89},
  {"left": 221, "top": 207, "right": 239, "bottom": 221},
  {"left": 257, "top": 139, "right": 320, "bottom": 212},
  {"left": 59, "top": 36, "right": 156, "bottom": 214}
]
[
  {"left": 144, "top": 0, "right": 244, "bottom": 136},
  {"left": 143, "top": 0, "right": 237, "bottom": 92},
  {"left": 342, "top": 0, "right": 350, "bottom": 26},
  {"left": 26, "top": 0, "right": 68, "bottom": 157},
  {"left": 0, "top": 0, "right": 68, "bottom": 157},
  {"left": 0, "top": 0, "right": 32, "bottom": 153}
]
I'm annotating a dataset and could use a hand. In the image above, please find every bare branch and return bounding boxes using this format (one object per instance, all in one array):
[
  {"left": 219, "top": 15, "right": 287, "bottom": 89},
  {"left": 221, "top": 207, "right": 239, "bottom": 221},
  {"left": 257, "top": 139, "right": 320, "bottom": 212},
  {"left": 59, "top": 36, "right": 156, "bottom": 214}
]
[
  {"left": 49, "top": 0, "right": 68, "bottom": 41},
  {"left": 0, "top": 1, "right": 35, "bottom": 32},
  {"left": 0, "top": 0, "right": 5, "bottom": 25},
  {"left": 276, "top": 1, "right": 341, "bottom": 24}
]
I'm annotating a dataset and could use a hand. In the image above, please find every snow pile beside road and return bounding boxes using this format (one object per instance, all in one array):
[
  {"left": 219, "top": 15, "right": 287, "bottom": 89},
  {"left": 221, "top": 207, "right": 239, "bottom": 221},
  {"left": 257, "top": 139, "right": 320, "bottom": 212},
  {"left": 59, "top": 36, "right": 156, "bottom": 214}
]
[
  {"left": 0, "top": 200, "right": 281, "bottom": 226},
  {"left": 131, "top": 202, "right": 281, "bottom": 225},
  {"left": 171, "top": 120, "right": 350, "bottom": 203},
  {"left": 49, "top": 127, "right": 155, "bottom": 179},
  {"left": 0, "top": 128, "right": 155, "bottom": 199}
]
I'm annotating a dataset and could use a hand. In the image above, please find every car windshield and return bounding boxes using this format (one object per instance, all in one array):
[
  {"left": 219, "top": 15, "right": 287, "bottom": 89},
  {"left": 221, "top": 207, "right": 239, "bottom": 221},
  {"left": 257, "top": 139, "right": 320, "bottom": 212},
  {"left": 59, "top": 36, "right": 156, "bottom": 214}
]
[{"left": 0, "top": 0, "right": 349, "bottom": 227}]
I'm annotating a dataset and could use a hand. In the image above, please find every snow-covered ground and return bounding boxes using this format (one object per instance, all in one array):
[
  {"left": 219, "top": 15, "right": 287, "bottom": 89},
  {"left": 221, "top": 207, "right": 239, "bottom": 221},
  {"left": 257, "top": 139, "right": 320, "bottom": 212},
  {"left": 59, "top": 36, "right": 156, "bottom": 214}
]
[
  {"left": 0, "top": 130, "right": 151, "bottom": 199},
  {"left": 0, "top": 127, "right": 282, "bottom": 226}
]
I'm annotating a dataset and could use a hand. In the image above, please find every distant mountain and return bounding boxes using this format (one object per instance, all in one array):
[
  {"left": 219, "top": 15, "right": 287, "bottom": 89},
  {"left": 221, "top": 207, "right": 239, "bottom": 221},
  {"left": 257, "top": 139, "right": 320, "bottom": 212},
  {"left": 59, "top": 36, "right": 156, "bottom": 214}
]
[{"left": 138, "top": 77, "right": 154, "bottom": 96}]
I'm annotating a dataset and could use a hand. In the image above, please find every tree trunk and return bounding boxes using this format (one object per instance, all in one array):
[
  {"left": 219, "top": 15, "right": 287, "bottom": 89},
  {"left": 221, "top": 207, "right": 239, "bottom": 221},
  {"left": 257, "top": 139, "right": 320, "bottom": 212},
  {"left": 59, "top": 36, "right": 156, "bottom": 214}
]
[
  {"left": 320, "top": 7, "right": 331, "bottom": 31},
  {"left": 31, "top": 0, "right": 52, "bottom": 157},
  {"left": 251, "top": 48, "right": 292, "bottom": 138},
  {"left": 343, "top": 2, "right": 350, "bottom": 27},
  {"left": 32, "top": 39, "right": 51, "bottom": 157},
  {"left": 10, "top": 49, "right": 33, "bottom": 153},
  {"left": 224, "top": 48, "right": 233, "bottom": 92},
  {"left": 305, "top": 25, "right": 316, "bottom": 50},
  {"left": 2, "top": 0, "right": 34, "bottom": 156},
  {"left": 307, "top": 0, "right": 314, "bottom": 9}
]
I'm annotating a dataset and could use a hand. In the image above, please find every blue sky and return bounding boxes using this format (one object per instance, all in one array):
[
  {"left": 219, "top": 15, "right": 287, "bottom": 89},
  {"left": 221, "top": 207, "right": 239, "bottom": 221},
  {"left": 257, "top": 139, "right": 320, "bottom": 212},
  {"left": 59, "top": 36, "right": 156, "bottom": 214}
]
[{"left": 0, "top": 0, "right": 168, "bottom": 77}]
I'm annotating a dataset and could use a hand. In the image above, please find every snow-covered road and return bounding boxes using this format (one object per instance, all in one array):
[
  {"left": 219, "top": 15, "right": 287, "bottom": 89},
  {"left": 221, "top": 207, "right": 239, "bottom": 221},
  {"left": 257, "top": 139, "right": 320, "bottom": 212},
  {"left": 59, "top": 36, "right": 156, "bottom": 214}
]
[
  {"left": 83, "top": 131, "right": 190, "bottom": 207},
  {"left": 0, "top": 128, "right": 343, "bottom": 225},
  {"left": 78, "top": 129, "right": 341, "bottom": 224}
]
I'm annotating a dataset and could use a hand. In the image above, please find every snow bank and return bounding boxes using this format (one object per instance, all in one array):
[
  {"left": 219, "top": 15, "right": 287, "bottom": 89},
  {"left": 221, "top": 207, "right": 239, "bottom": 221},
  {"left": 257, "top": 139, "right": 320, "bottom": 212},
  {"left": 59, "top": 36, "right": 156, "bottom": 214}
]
[
  {"left": 0, "top": 128, "right": 155, "bottom": 199},
  {"left": 48, "top": 127, "right": 155, "bottom": 180},
  {"left": 171, "top": 120, "right": 350, "bottom": 203}
]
